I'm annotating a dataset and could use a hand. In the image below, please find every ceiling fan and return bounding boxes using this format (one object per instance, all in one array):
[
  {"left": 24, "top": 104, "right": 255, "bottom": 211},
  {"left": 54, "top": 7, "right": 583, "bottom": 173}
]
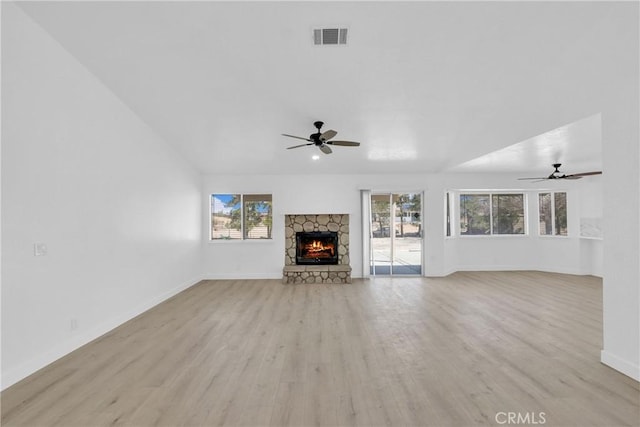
[
  {"left": 282, "top": 121, "right": 360, "bottom": 154},
  {"left": 518, "top": 163, "right": 602, "bottom": 182}
]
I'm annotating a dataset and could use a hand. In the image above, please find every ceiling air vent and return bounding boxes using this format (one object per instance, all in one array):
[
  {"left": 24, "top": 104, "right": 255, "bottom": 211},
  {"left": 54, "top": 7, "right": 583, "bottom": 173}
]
[{"left": 313, "top": 28, "right": 348, "bottom": 45}]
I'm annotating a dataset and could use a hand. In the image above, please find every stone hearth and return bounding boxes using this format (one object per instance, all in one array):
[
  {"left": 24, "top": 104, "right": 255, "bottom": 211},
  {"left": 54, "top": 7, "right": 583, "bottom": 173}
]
[{"left": 283, "top": 214, "right": 351, "bottom": 284}]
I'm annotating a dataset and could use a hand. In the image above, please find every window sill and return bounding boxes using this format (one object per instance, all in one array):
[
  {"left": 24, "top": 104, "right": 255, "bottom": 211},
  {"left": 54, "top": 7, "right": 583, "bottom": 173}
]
[
  {"left": 208, "top": 238, "right": 274, "bottom": 244},
  {"left": 457, "top": 234, "right": 529, "bottom": 238}
]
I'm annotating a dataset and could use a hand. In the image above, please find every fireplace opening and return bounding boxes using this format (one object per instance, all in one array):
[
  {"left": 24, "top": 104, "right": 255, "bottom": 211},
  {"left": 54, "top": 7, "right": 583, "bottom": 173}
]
[{"left": 296, "top": 231, "right": 339, "bottom": 265}]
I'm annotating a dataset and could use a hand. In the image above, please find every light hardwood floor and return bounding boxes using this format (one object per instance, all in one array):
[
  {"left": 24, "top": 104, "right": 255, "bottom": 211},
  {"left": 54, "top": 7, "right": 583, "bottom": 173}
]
[{"left": 2, "top": 271, "right": 639, "bottom": 426}]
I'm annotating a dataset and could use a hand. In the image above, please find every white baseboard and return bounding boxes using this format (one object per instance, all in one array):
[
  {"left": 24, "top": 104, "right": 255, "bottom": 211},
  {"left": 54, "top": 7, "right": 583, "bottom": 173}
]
[
  {"left": 204, "top": 271, "right": 366, "bottom": 280},
  {"left": 601, "top": 350, "right": 640, "bottom": 382},
  {"left": 422, "top": 267, "right": 457, "bottom": 277},
  {"left": 442, "top": 267, "right": 458, "bottom": 277},
  {"left": 205, "top": 273, "right": 439, "bottom": 280},
  {"left": 203, "top": 272, "right": 283, "bottom": 280},
  {"left": 1, "top": 275, "right": 203, "bottom": 391},
  {"left": 450, "top": 265, "right": 592, "bottom": 276}
]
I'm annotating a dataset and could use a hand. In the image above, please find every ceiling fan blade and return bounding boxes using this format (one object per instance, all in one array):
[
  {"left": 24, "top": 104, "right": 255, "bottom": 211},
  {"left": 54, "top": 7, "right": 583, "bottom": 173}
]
[
  {"left": 326, "top": 140, "right": 360, "bottom": 147},
  {"left": 282, "top": 133, "right": 311, "bottom": 142},
  {"left": 564, "top": 171, "right": 602, "bottom": 178},
  {"left": 319, "top": 144, "right": 332, "bottom": 154},
  {"left": 287, "top": 143, "right": 313, "bottom": 150},
  {"left": 320, "top": 129, "right": 337, "bottom": 141}
]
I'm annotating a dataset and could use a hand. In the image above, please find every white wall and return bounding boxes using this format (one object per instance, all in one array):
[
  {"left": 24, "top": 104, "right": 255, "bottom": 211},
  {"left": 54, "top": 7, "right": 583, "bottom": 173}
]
[
  {"left": 1, "top": 4, "right": 202, "bottom": 389},
  {"left": 202, "top": 173, "right": 450, "bottom": 279},
  {"left": 202, "top": 174, "right": 365, "bottom": 279},
  {"left": 596, "top": 3, "right": 640, "bottom": 381},
  {"left": 202, "top": 172, "right": 603, "bottom": 279},
  {"left": 601, "top": 97, "right": 640, "bottom": 379}
]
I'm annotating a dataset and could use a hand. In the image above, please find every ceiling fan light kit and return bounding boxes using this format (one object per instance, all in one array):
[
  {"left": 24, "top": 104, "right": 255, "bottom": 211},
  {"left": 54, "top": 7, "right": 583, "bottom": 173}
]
[
  {"left": 282, "top": 121, "right": 361, "bottom": 155},
  {"left": 518, "top": 163, "right": 602, "bottom": 182}
]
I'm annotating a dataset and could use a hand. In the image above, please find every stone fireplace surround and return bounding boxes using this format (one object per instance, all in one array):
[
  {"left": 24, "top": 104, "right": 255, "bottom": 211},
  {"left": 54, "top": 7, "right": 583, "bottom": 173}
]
[{"left": 283, "top": 214, "right": 351, "bottom": 284}]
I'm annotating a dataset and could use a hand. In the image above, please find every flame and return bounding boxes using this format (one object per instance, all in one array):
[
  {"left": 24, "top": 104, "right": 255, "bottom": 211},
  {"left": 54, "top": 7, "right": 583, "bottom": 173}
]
[{"left": 302, "top": 239, "right": 335, "bottom": 257}]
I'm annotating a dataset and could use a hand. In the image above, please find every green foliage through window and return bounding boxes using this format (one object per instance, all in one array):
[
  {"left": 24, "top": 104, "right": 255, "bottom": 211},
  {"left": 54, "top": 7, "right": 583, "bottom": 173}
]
[
  {"left": 460, "top": 194, "right": 490, "bottom": 235},
  {"left": 492, "top": 194, "right": 525, "bottom": 234},
  {"left": 539, "top": 192, "right": 567, "bottom": 236},
  {"left": 445, "top": 192, "right": 452, "bottom": 237},
  {"left": 243, "top": 194, "right": 273, "bottom": 239},
  {"left": 460, "top": 193, "right": 525, "bottom": 235}
]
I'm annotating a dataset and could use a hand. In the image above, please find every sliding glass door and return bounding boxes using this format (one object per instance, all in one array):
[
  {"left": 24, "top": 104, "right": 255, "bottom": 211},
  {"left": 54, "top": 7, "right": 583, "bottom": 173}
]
[{"left": 370, "top": 193, "right": 422, "bottom": 275}]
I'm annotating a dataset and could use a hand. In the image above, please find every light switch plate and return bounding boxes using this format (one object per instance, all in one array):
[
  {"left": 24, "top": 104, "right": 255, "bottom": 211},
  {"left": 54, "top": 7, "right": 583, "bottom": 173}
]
[{"left": 34, "top": 243, "right": 47, "bottom": 256}]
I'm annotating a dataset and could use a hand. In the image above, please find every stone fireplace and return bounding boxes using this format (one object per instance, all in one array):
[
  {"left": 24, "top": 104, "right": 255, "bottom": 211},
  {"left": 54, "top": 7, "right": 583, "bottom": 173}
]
[{"left": 283, "top": 214, "right": 351, "bottom": 284}]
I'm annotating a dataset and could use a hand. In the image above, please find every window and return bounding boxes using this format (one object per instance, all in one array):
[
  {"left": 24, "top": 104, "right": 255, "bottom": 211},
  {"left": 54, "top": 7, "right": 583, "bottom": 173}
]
[
  {"left": 460, "top": 193, "right": 525, "bottom": 235},
  {"left": 492, "top": 194, "right": 525, "bottom": 234},
  {"left": 539, "top": 192, "right": 567, "bottom": 236},
  {"left": 243, "top": 194, "right": 273, "bottom": 239},
  {"left": 211, "top": 194, "right": 272, "bottom": 240},
  {"left": 445, "top": 192, "right": 452, "bottom": 237},
  {"left": 460, "top": 194, "right": 490, "bottom": 235}
]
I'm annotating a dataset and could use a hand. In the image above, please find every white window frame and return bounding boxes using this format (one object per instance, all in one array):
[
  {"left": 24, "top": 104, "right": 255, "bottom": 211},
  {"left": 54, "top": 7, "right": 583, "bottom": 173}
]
[{"left": 445, "top": 191, "right": 453, "bottom": 238}]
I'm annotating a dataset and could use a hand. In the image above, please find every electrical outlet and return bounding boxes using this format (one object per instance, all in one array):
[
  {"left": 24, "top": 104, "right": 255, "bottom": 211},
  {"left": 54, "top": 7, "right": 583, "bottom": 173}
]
[
  {"left": 70, "top": 319, "right": 78, "bottom": 331},
  {"left": 34, "top": 243, "right": 47, "bottom": 256}
]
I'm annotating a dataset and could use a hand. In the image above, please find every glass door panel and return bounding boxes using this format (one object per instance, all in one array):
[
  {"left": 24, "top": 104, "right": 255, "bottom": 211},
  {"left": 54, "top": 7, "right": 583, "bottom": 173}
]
[
  {"left": 370, "top": 193, "right": 422, "bottom": 275},
  {"left": 370, "top": 194, "right": 392, "bottom": 275},
  {"left": 392, "top": 193, "right": 422, "bottom": 275}
]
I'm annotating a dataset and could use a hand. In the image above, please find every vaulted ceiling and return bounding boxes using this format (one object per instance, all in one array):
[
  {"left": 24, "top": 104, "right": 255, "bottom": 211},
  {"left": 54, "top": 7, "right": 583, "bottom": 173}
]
[{"left": 16, "top": 1, "right": 626, "bottom": 175}]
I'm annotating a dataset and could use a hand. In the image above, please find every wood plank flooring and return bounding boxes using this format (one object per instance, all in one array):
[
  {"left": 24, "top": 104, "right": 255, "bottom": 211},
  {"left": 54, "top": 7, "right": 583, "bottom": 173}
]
[{"left": 2, "top": 271, "right": 639, "bottom": 426}]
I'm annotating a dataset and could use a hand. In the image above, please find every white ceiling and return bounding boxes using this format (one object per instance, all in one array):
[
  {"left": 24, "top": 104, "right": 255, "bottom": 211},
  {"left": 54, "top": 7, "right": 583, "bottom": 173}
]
[
  {"left": 451, "top": 113, "right": 602, "bottom": 175},
  {"left": 16, "top": 1, "right": 621, "bottom": 175}
]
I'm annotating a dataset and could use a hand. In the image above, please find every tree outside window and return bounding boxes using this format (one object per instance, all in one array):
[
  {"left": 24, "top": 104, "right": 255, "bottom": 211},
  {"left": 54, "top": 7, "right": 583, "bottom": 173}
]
[
  {"left": 539, "top": 193, "right": 553, "bottom": 235},
  {"left": 554, "top": 192, "right": 567, "bottom": 236},
  {"left": 460, "top": 193, "right": 525, "bottom": 235},
  {"left": 395, "top": 193, "right": 421, "bottom": 237},
  {"left": 460, "top": 194, "right": 490, "bottom": 235},
  {"left": 211, "top": 194, "right": 242, "bottom": 239},
  {"left": 445, "top": 192, "right": 452, "bottom": 237},
  {"left": 539, "top": 192, "right": 567, "bottom": 236},
  {"left": 243, "top": 194, "right": 272, "bottom": 239},
  {"left": 371, "top": 196, "right": 391, "bottom": 238},
  {"left": 492, "top": 194, "right": 525, "bottom": 234}
]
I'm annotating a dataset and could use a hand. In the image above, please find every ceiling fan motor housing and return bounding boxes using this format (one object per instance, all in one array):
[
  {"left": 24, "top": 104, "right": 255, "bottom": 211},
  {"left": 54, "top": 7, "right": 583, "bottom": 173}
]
[
  {"left": 310, "top": 122, "right": 324, "bottom": 145},
  {"left": 310, "top": 133, "right": 322, "bottom": 144},
  {"left": 549, "top": 163, "right": 563, "bottom": 179}
]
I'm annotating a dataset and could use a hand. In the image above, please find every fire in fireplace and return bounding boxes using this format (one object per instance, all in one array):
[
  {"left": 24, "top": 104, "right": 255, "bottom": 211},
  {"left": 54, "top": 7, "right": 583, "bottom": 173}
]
[{"left": 296, "top": 231, "right": 339, "bottom": 265}]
